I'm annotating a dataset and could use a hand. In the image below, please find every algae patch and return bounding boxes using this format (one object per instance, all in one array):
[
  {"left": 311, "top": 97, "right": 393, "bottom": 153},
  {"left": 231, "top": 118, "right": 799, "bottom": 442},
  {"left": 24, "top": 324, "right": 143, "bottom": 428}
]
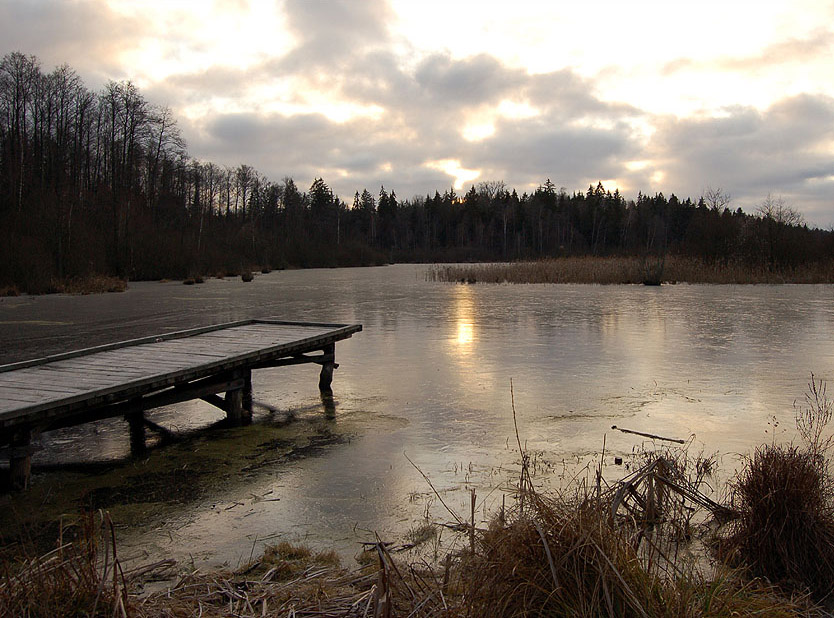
[{"left": 0, "top": 412, "right": 356, "bottom": 558}]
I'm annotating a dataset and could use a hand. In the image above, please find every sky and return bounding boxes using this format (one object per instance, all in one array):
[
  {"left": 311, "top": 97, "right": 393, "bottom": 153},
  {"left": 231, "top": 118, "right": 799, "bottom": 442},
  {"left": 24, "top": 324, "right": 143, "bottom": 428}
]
[{"left": 2, "top": 0, "right": 833, "bottom": 226}]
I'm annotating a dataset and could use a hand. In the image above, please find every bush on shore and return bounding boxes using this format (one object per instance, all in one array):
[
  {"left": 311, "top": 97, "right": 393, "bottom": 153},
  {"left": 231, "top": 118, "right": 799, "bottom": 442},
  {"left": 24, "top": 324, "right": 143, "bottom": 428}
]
[{"left": 716, "top": 376, "right": 834, "bottom": 603}]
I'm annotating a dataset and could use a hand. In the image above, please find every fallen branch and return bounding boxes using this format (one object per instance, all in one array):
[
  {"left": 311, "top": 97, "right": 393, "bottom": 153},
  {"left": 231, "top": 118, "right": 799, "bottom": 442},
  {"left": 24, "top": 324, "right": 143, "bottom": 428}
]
[{"left": 611, "top": 425, "right": 685, "bottom": 444}]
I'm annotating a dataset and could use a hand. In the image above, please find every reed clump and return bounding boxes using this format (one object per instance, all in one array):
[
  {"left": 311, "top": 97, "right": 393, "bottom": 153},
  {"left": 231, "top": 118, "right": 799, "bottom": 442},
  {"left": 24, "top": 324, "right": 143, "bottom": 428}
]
[
  {"left": 717, "top": 376, "right": 834, "bottom": 603},
  {"left": 720, "top": 445, "right": 834, "bottom": 601},
  {"left": 458, "top": 492, "right": 816, "bottom": 617},
  {"left": 426, "top": 257, "right": 834, "bottom": 285},
  {"left": 50, "top": 275, "right": 128, "bottom": 294},
  {"left": 0, "top": 512, "right": 132, "bottom": 617},
  {"left": 453, "top": 434, "right": 820, "bottom": 618},
  {"left": 464, "top": 494, "right": 662, "bottom": 616}
]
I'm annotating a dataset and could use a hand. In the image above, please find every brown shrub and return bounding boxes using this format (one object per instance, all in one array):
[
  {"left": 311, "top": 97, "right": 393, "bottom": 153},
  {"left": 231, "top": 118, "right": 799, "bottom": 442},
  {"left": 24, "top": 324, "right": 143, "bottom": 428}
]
[
  {"left": 719, "top": 376, "right": 834, "bottom": 602},
  {"left": 721, "top": 444, "right": 834, "bottom": 601}
]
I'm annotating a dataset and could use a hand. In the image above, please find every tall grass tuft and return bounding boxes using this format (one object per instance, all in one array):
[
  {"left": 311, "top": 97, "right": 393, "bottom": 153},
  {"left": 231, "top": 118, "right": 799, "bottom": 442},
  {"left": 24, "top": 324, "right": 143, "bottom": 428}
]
[
  {"left": 722, "top": 445, "right": 834, "bottom": 601},
  {"left": 719, "top": 376, "right": 834, "bottom": 603},
  {"left": 464, "top": 494, "right": 661, "bottom": 617},
  {"left": 0, "top": 512, "right": 130, "bottom": 617}
]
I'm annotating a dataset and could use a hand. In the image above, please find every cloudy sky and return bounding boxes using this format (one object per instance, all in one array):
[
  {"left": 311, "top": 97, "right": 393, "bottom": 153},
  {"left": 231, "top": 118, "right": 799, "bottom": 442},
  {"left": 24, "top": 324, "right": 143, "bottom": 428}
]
[{"left": 3, "top": 0, "right": 833, "bottom": 225}]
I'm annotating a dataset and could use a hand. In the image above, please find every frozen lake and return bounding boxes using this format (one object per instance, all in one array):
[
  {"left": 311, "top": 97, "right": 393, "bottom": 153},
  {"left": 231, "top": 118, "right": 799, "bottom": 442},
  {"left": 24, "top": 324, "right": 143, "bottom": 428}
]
[{"left": 2, "top": 265, "right": 833, "bottom": 566}]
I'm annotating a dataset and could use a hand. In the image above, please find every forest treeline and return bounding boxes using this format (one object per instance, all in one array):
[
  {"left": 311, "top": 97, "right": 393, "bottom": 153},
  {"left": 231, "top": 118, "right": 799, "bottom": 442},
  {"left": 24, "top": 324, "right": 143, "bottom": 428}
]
[{"left": 2, "top": 51, "right": 832, "bottom": 292}]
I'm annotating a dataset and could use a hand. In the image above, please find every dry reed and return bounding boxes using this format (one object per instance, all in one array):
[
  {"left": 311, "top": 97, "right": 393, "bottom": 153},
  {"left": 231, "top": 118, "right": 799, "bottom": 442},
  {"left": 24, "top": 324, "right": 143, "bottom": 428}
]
[
  {"left": 426, "top": 257, "right": 834, "bottom": 285},
  {"left": 0, "top": 512, "right": 131, "bottom": 617},
  {"left": 51, "top": 275, "right": 128, "bottom": 294},
  {"left": 717, "top": 377, "right": 834, "bottom": 604}
]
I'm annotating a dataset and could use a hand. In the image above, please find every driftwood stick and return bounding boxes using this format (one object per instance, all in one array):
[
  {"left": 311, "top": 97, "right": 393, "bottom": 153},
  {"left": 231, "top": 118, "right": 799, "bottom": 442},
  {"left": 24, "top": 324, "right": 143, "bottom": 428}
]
[{"left": 611, "top": 425, "right": 685, "bottom": 444}]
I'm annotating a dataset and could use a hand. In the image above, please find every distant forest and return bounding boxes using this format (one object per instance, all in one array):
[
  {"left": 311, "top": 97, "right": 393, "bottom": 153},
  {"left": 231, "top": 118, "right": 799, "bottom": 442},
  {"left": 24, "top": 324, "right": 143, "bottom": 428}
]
[{"left": 2, "top": 52, "right": 832, "bottom": 292}]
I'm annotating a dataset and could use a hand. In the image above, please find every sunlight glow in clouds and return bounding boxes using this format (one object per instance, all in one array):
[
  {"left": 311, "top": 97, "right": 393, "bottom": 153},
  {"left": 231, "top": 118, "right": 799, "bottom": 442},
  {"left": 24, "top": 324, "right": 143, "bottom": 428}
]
[
  {"left": 462, "top": 100, "right": 540, "bottom": 141},
  {"left": 106, "top": 0, "right": 294, "bottom": 86},
  {"left": 427, "top": 160, "right": 481, "bottom": 190}
]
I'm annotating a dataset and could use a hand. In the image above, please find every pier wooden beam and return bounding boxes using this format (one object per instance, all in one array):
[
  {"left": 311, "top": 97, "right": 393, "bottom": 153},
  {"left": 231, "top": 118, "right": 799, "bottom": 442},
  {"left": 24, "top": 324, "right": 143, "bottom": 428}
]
[
  {"left": 242, "top": 369, "right": 253, "bottom": 415},
  {"left": 225, "top": 388, "right": 243, "bottom": 423},
  {"left": 224, "top": 370, "right": 252, "bottom": 425},
  {"left": 126, "top": 411, "right": 146, "bottom": 456},
  {"left": 9, "top": 427, "right": 32, "bottom": 490},
  {"left": 318, "top": 344, "right": 338, "bottom": 396}
]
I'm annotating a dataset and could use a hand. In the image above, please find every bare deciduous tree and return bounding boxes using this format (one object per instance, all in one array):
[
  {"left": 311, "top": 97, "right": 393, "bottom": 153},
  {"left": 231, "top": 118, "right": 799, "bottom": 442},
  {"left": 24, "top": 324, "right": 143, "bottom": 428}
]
[
  {"left": 757, "top": 193, "right": 804, "bottom": 226},
  {"left": 702, "top": 187, "right": 732, "bottom": 212}
]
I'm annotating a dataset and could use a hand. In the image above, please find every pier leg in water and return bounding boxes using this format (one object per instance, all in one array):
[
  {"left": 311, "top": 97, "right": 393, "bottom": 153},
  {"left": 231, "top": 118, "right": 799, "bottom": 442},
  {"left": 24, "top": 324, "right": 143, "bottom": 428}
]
[
  {"left": 126, "top": 411, "right": 146, "bottom": 456},
  {"left": 225, "top": 370, "right": 252, "bottom": 425},
  {"left": 9, "top": 427, "right": 32, "bottom": 490},
  {"left": 318, "top": 343, "right": 338, "bottom": 397},
  {"left": 321, "top": 392, "right": 336, "bottom": 418},
  {"left": 243, "top": 369, "right": 253, "bottom": 416}
]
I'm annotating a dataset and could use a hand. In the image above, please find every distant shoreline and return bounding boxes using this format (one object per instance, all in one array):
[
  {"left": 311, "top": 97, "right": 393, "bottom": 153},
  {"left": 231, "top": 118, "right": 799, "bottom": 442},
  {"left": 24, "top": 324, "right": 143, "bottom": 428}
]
[{"left": 3, "top": 256, "right": 833, "bottom": 297}]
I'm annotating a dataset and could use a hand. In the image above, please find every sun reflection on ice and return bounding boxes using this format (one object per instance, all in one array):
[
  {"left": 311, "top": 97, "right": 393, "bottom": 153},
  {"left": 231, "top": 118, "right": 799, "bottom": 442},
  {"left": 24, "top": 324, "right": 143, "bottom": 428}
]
[
  {"left": 457, "top": 322, "right": 474, "bottom": 346},
  {"left": 451, "top": 286, "right": 476, "bottom": 354}
]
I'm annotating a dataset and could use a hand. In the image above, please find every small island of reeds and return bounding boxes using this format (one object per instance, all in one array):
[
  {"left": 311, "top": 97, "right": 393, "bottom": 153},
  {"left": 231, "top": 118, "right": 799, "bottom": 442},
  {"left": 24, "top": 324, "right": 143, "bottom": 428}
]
[{"left": 427, "top": 256, "right": 834, "bottom": 285}]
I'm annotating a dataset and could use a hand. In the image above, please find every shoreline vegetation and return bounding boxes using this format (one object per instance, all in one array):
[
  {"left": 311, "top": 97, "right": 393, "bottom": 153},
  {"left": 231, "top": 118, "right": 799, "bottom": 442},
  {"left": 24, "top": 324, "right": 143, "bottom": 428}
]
[
  {"left": 427, "top": 256, "right": 834, "bottom": 285},
  {"left": 4, "top": 378, "right": 834, "bottom": 616},
  {"left": 0, "top": 274, "right": 128, "bottom": 297},
  {"left": 3, "top": 253, "right": 833, "bottom": 298}
]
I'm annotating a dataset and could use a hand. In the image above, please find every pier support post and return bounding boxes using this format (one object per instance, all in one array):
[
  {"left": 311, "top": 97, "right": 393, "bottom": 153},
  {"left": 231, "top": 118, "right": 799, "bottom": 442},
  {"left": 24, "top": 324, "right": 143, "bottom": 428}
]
[
  {"left": 243, "top": 369, "right": 253, "bottom": 416},
  {"left": 126, "top": 411, "right": 146, "bottom": 456},
  {"left": 9, "top": 427, "right": 32, "bottom": 490},
  {"left": 318, "top": 343, "right": 338, "bottom": 397},
  {"left": 225, "top": 370, "right": 252, "bottom": 425}
]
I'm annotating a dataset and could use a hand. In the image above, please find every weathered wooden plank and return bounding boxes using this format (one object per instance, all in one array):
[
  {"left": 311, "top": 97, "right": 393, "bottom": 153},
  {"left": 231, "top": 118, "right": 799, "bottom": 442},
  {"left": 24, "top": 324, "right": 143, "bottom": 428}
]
[
  {"left": 7, "top": 364, "right": 117, "bottom": 380},
  {"left": 0, "top": 320, "right": 257, "bottom": 373},
  {"left": 0, "top": 389, "right": 47, "bottom": 403},
  {"left": 21, "top": 369, "right": 133, "bottom": 387},
  {"left": 0, "top": 379, "right": 87, "bottom": 395}
]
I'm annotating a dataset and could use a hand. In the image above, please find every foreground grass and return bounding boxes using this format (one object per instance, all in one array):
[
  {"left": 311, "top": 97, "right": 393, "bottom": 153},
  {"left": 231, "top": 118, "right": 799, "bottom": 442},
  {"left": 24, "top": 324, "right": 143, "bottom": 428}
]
[
  {"left": 427, "top": 257, "right": 834, "bottom": 284},
  {"left": 4, "top": 378, "right": 834, "bottom": 616},
  {"left": 3, "top": 456, "right": 824, "bottom": 617}
]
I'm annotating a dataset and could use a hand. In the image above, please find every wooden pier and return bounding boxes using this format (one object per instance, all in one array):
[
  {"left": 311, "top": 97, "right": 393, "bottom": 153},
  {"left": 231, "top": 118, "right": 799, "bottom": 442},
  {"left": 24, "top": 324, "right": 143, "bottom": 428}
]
[{"left": 0, "top": 319, "right": 362, "bottom": 489}]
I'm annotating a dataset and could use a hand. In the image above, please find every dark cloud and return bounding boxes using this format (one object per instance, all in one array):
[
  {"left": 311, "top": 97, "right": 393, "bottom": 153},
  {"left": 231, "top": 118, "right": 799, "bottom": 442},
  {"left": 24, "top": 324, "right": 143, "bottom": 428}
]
[
  {"left": 469, "top": 115, "right": 635, "bottom": 187},
  {"left": 279, "top": 0, "right": 393, "bottom": 69},
  {"left": 414, "top": 53, "right": 525, "bottom": 106},
  {"left": 168, "top": 16, "right": 646, "bottom": 207}
]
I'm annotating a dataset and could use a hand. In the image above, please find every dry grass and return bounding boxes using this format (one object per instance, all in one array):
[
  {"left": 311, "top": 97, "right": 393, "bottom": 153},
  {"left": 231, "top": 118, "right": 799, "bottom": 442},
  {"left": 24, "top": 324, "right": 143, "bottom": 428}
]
[
  {"left": 716, "top": 376, "right": 834, "bottom": 603},
  {"left": 52, "top": 275, "right": 128, "bottom": 294},
  {"left": 719, "top": 445, "right": 834, "bottom": 601},
  {"left": 0, "top": 512, "right": 131, "bottom": 617},
  {"left": 426, "top": 257, "right": 834, "bottom": 285},
  {"left": 137, "top": 541, "right": 371, "bottom": 617},
  {"left": 459, "top": 494, "right": 816, "bottom": 617},
  {"left": 2, "top": 467, "right": 824, "bottom": 617}
]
